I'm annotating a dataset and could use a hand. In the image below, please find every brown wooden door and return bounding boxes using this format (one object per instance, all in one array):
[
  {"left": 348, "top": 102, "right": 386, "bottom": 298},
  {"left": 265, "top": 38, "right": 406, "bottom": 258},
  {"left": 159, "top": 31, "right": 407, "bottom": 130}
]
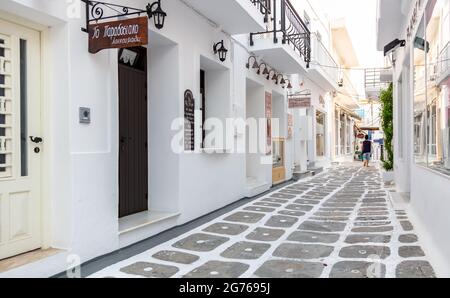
[{"left": 118, "top": 47, "right": 148, "bottom": 218}]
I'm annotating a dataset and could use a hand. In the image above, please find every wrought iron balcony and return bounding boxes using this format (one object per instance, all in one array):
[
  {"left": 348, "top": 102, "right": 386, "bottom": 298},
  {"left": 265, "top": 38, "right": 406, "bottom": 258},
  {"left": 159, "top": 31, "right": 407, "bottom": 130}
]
[
  {"left": 437, "top": 42, "right": 450, "bottom": 85},
  {"left": 365, "top": 68, "right": 391, "bottom": 100},
  {"left": 249, "top": 0, "right": 271, "bottom": 23},
  {"left": 250, "top": 0, "right": 311, "bottom": 68}
]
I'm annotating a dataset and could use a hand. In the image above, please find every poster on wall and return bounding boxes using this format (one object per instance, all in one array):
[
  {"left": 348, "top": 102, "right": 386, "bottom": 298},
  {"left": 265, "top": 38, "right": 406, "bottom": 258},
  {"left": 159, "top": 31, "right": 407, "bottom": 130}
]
[
  {"left": 288, "top": 113, "right": 293, "bottom": 139},
  {"left": 184, "top": 90, "right": 195, "bottom": 151},
  {"left": 88, "top": 17, "right": 149, "bottom": 54},
  {"left": 265, "top": 92, "right": 272, "bottom": 155}
]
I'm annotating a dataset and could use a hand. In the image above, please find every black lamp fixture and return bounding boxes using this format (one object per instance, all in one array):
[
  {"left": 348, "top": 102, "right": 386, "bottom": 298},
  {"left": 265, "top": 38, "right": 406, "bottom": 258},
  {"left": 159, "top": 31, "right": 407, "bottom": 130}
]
[
  {"left": 257, "top": 63, "right": 269, "bottom": 75},
  {"left": 213, "top": 40, "right": 228, "bottom": 62},
  {"left": 275, "top": 74, "right": 286, "bottom": 85},
  {"left": 81, "top": 1, "right": 167, "bottom": 33},
  {"left": 267, "top": 69, "right": 276, "bottom": 80},
  {"left": 272, "top": 72, "right": 279, "bottom": 82},
  {"left": 246, "top": 56, "right": 259, "bottom": 69},
  {"left": 284, "top": 79, "right": 293, "bottom": 89},
  {"left": 146, "top": 0, "right": 167, "bottom": 30}
]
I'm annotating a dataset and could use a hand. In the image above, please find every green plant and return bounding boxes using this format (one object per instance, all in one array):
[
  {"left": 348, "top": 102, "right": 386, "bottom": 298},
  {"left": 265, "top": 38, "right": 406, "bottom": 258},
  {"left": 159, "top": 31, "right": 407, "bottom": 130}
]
[{"left": 380, "top": 83, "right": 394, "bottom": 171}]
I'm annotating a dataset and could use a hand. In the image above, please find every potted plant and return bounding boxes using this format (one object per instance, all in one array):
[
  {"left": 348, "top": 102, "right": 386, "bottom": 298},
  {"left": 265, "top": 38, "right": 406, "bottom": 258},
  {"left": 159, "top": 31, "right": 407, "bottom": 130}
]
[{"left": 380, "top": 83, "right": 394, "bottom": 183}]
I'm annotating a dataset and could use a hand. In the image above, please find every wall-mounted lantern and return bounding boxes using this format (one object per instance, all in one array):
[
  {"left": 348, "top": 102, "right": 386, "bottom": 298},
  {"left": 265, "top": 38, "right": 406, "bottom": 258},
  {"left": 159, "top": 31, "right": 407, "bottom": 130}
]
[
  {"left": 246, "top": 56, "right": 259, "bottom": 69},
  {"left": 213, "top": 40, "right": 228, "bottom": 62},
  {"left": 147, "top": 0, "right": 167, "bottom": 30},
  {"left": 81, "top": 0, "right": 167, "bottom": 33},
  {"left": 276, "top": 74, "right": 286, "bottom": 85},
  {"left": 284, "top": 79, "right": 293, "bottom": 89},
  {"left": 257, "top": 63, "right": 269, "bottom": 75},
  {"left": 267, "top": 69, "right": 276, "bottom": 80}
]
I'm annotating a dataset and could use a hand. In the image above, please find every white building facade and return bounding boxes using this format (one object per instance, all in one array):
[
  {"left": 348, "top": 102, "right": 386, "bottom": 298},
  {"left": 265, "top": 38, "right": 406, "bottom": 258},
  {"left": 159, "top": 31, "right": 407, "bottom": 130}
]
[
  {"left": 0, "top": 0, "right": 356, "bottom": 277},
  {"left": 377, "top": 0, "right": 450, "bottom": 277}
]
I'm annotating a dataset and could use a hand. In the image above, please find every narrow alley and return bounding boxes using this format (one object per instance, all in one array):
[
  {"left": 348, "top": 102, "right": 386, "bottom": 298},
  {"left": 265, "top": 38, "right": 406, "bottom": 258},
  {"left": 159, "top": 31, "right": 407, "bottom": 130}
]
[{"left": 88, "top": 164, "right": 435, "bottom": 278}]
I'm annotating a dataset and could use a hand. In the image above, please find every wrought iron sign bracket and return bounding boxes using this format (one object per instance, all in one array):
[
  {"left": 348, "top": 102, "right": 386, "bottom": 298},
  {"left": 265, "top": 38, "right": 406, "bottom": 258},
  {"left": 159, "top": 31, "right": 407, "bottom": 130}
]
[{"left": 81, "top": 0, "right": 166, "bottom": 33}]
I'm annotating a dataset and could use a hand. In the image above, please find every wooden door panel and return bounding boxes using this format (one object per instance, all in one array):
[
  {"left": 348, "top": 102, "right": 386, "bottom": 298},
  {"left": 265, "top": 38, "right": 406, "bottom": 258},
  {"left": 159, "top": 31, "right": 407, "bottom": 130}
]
[{"left": 118, "top": 50, "right": 148, "bottom": 218}]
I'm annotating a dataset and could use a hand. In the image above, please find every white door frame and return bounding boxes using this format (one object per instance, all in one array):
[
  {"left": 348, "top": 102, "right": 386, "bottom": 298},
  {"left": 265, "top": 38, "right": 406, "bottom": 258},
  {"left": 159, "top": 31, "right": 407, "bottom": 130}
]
[{"left": 0, "top": 13, "right": 52, "bottom": 259}]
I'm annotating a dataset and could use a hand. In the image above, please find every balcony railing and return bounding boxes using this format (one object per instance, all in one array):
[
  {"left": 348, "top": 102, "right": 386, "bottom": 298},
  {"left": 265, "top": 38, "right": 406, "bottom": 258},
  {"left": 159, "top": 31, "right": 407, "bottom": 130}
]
[
  {"left": 365, "top": 68, "right": 390, "bottom": 92},
  {"left": 250, "top": 0, "right": 311, "bottom": 67},
  {"left": 250, "top": 0, "right": 271, "bottom": 23},
  {"left": 437, "top": 42, "right": 450, "bottom": 82},
  {"left": 311, "top": 32, "right": 339, "bottom": 84}
]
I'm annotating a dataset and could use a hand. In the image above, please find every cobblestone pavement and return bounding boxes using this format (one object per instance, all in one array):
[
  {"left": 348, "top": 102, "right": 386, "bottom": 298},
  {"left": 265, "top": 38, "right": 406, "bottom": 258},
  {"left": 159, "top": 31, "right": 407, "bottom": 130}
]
[{"left": 89, "top": 164, "right": 436, "bottom": 278}]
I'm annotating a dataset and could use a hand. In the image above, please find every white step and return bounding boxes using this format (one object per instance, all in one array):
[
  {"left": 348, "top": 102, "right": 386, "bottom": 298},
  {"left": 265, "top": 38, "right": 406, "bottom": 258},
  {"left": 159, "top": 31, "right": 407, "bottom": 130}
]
[{"left": 245, "top": 177, "right": 271, "bottom": 198}]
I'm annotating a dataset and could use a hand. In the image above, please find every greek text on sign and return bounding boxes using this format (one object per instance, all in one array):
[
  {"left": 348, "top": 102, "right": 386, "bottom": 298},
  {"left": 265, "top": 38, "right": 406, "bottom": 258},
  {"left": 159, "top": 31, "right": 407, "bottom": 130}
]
[
  {"left": 289, "top": 97, "right": 311, "bottom": 108},
  {"left": 88, "top": 17, "right": 148, "bottom": 54}
]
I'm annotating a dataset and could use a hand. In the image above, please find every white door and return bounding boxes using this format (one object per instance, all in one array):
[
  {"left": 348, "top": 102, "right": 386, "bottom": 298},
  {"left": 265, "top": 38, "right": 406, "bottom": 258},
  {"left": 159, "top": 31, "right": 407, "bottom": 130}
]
[{"left": 0, "top": 19, "right": 41, "bottom": 260}]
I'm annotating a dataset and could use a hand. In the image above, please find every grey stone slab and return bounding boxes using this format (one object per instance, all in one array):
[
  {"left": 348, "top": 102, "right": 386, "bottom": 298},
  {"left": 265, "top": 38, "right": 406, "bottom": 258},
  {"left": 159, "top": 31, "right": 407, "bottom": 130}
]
[
  {"left": 400, "top": 221, "right": 414, "bottom": 231},
  {"left": 243, "top": 206, "right": 275, "bottom": 213},
  {"left": 323, "top": 203, "right": 357, "bottom": 208},
  {"left": 310, "top": 217, "right": 348, "bottom": 222},
  {"left": 319, "top": 207, "right": 354, "bottom": 212},
  {"left": 221, "top": 241, "right": 271, "bottom": 260},
  {"left": 262, "top": 198, "right": 289, "bottom": 204},
  {"left": 152, "top": 251, "right": 200, "bottom": 265},
  {"left": 173, "top": 233, "right": 229, "bottom": 252},
  {"left": 396, "top": 261, "right": 436, "bottom": 278},
  {"left": 253, "top": 202, "right": 282, "bottom": 208},
  {"left": 360, "top": 207, "right": 388, "bottom": 212},
  {"left": 184, "top": 261, "right": 249, "bottom": 278},
  {"left": 120, "top": 262, "right": 179, "bottom": 278},
  {"left": 273, "top": 243, "right": 334, "bottom": 259},
  {"left": 358, "top": 212, "right": 390, "bottom": 216},
  {"left": 265, "top": 215, "right": 298, "bottom": 228},
  {"left": 345, "top": 234, "right": 391, "bottom": 244},
  {"left": 299, "top": 221, "right": 347, "bottom": 232},
  {"left": 203, "top": 222, "right": 249, "bottom": 236},
  {"left": 399, "top": 234, "right": 419, "bottom": 244},
  {"left": 356, "top": 216, "right": 389, "bottom": 222},
  {"left": 339, "top": 245, "right": 391, "bottom": 259},
  {"left": 330, "top": 261, "right": 386, "bottom": 278},
  {"left": 254, "top": 260, "right": 324, "bottom": 278},
  {"left": 279, "top": 189, "right": 303, "bottom": 195},
  {"left": 353, "top": 221, "right": 391, "bottom": 227},
  {"left": 246, "top": 227, "right": 285, "bottom": 242},
  {"left": 287, "top": 231, "right": 340, "bottom": 244},
  {"left": 362, "top": 199, "right": 387, "bottom": 204},
  {"left": 399, "top": 246, "right": 426, "bottom": 258},
  {"left": 351, "top": 226, "right": 394, "bottom": 233},
  {"left": 285, "top": 204, "right": 314, "bottom": 212},
  {"left": 278, "top": 210, "right": 306, "bottom": 217},
  {"left": 314, "top": 211, "right": 351, "bottom": 217},
  {"left": 223, "top": 212, "right": 265, "bottom": 224},
  {"left": 270, "top": 193, "right": 296, "bottom": 199},
  {"left": 294, "top": 199, "right": 321, "bottom": 205},
  {"left": 328, "top": 198, "right": 360, "bottom": 203}
]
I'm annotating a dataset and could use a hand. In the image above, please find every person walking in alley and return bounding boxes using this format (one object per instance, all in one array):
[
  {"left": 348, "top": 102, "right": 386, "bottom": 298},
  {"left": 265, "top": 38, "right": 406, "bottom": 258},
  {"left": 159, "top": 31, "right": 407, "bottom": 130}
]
[{"left": 362, "top": 135, "right": 373, "bottom": 167}]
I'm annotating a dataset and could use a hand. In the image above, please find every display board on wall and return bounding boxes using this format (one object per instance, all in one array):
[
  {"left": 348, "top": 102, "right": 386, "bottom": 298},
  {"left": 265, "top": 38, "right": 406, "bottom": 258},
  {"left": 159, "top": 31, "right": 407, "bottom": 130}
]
[
  {"left": 184, "top": 90, "right": 195, "bottom": 151},
  {"left": 265, "top": 92, "right": 272, "bottom": 155},
  {"left": 88, "top": 16, "right": 149, "bottom": 54}
]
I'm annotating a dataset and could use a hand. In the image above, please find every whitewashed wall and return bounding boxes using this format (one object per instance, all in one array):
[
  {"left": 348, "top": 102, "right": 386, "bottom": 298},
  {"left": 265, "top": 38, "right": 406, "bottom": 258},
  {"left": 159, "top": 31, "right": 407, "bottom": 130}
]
[{"left": 0, "top": 0, "right": 289, "bottom": 276}]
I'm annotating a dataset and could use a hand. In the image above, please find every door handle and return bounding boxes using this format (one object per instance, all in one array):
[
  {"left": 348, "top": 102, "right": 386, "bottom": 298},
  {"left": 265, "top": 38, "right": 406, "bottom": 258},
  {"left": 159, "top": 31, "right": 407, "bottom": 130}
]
[{"left": 30, "top": 136, "right": 43, "bottom": 144}]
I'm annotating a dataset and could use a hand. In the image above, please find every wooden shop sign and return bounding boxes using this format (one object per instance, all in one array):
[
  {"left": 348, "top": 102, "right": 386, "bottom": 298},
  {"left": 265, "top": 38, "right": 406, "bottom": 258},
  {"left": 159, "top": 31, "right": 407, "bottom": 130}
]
[
  {"left": 288, "top": 96, "right": 311, "bottom": 109},
  {"left": 88, "top": 16, "right": 148, "bottom": 54}
]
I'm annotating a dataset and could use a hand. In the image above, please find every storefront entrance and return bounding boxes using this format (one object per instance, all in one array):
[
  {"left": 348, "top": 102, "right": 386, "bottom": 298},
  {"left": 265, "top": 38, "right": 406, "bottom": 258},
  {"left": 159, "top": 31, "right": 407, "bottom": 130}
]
[
  {"left": 0, "top": 19, "right": 42, "bottom": 259},
  {"left": 118, "top": 47, "right": 149, "bottom": 218}
]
